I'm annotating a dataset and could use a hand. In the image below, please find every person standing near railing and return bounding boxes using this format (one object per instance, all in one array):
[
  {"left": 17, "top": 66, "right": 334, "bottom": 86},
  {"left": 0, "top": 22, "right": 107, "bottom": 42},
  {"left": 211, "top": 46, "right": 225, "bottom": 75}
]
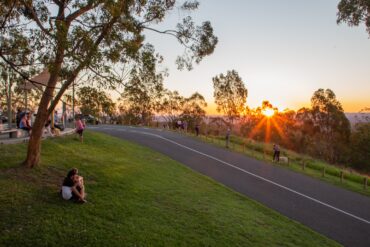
[
  {"left": 225, "top": 127, "right": 231, "bottom": 148},
  {"left": 273, "top": 144, "right": 280, "bottom": 162}
]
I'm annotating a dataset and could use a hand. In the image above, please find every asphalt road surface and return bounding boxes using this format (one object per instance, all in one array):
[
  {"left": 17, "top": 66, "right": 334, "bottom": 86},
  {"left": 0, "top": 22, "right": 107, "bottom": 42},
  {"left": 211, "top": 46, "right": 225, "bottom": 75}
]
[{"left": 91, "top": 125, "right": 370, "bottom": 247}]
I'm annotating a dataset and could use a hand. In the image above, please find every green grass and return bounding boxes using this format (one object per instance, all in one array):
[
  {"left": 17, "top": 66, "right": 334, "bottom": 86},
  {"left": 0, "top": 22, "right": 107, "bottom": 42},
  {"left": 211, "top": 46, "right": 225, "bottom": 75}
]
[
  {"left": 192, "top": 133, "right": 370, "bottom": 197},
  {"left": 0, "top": 131, "right": 339, "bottom": 247}
]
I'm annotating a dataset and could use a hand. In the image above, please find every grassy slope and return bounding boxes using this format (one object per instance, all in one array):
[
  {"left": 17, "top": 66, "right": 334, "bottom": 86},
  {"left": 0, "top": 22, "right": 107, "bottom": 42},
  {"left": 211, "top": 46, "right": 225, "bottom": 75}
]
[{"left": 0, "top": 131, "right": 339, "bottom": 247}]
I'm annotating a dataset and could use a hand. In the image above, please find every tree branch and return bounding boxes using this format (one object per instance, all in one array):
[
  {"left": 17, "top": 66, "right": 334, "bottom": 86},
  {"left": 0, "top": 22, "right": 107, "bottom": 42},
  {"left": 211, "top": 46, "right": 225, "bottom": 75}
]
[
  {"left": 0, "top": 1, "right": 16, "bottom": 29},
  {"left": 0, "top": 53, "right": 60, "bottom": 90},
  {"left": 48, "top": 15, "right": 121, "bottom": 114},
  {"left": 20, "top": 0, "right": 52, "bottom": 36},
  {"left": 65, "top": 2, "right": 100, "bottom": 24}
]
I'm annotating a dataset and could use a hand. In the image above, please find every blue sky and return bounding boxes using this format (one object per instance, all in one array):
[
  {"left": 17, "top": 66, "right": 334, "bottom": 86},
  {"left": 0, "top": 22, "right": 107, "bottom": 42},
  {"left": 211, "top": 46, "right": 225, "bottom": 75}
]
[{"left": 142, "top": 0, "right": 370, "bottom": 113}]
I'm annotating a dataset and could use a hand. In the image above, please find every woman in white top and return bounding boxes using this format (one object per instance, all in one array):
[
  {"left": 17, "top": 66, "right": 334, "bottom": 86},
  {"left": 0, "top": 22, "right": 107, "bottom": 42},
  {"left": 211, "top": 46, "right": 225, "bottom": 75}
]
[{"left": 61, "top": 168, "right": 86, "bottom": 203}]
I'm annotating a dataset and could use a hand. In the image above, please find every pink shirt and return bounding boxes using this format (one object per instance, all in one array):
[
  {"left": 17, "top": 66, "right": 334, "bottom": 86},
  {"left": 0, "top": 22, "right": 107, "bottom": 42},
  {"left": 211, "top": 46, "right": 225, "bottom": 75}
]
[{"left": 76, "top": 120, "right": 85, "bottom": 130}]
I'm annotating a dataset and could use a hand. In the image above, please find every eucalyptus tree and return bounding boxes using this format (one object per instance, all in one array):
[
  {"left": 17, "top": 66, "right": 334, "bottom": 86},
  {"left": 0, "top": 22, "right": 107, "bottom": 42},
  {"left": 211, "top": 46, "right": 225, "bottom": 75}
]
[
  {"left": 337, "top": 0, "right": 370, "bottom": 36},
  {"left": 77, "top": 86, "right": 115, "bottom": 118},
  {"left": 158, "top": 89, "right": 184, "bottom": 127},
  {"left": 348, "top": 106, "right": 370, "bottom": 171},
  {"left": 297, "top": 89, "right": 350, "bottom": 163},
  {"left": 180, "top": 92, "right": 207, "bottom": 129},
  {"left": 212, "top": 70, "right": 248, "bottom": 124},
  {"left": 118, "top": 49, "right": 165, "bottom": 125},
  {"left": 0, "top": 0, "right": 217, "bottom": 167}
]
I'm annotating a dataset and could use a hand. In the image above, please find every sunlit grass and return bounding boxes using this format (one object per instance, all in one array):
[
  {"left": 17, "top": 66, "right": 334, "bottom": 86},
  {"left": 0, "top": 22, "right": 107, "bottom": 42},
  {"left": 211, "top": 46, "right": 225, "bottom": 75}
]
[{"left": 0, "top": 131, "right": 339, "bottom": 246}]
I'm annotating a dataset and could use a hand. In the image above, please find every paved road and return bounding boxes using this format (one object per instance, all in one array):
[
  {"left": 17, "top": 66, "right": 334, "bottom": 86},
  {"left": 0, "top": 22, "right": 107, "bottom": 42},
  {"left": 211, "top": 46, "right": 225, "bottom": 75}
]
[{"left": 91, "top": 125, "right": 370, "bottom": 247}]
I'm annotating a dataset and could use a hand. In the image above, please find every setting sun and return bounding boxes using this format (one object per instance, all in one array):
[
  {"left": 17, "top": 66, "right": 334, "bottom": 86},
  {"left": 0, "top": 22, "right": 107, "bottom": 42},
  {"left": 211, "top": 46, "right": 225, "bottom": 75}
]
[{"left": 262, "top": 108, "right": 275, "bottom": 117}]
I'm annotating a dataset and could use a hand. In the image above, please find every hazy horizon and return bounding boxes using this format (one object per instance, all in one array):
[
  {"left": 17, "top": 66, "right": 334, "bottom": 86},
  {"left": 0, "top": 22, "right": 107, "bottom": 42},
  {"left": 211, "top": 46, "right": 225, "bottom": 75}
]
[{"left": 111, "top": 0, "right": 370, "bottom": 114}]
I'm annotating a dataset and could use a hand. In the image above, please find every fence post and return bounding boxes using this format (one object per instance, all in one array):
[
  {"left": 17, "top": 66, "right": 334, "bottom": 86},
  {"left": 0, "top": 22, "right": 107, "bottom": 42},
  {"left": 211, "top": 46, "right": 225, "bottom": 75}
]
[
  {"left": 340, "top": 171, "right": 344, "bottom": 183},
  {"left": 364, "top": 177, "right": 368, "bottom": 190},
  {"left": 302, "top": 161, "right": 306, "bottom": 170},
  {"left": 322, "top": 167, "right": 326, "bottom": 177}
]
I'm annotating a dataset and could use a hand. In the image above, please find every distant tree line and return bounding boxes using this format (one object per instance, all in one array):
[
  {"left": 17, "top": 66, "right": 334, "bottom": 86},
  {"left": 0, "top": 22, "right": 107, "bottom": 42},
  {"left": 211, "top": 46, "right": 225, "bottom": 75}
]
[
  {"left": 78, "top": 65, "right": 369, "bottom": 172},
  {"left": 236, "top": 89, "right": 369, "bottom": 172}
]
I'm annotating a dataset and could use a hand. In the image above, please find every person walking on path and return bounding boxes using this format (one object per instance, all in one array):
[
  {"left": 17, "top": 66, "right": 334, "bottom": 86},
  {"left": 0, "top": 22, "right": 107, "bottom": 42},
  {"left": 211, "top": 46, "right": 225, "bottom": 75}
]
[
  {"left": 195, "top": 124, "right": 200, "bottom": 136},
  {"left": 273, "top": 144, "right": 280, "bottom": 162},
  {"left": 225, "top": 127, "right": 231, "bottom": 148}
]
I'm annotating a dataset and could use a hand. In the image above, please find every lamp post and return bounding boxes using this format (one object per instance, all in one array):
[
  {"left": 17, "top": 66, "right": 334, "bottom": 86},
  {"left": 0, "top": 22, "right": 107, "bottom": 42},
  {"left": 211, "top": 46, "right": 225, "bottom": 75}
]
[
  {"left": 7, "top": 68, "right": 12, "bottom": 129},
  {"left": 72, "top": 80, "right": 75, "bottom": 119}
]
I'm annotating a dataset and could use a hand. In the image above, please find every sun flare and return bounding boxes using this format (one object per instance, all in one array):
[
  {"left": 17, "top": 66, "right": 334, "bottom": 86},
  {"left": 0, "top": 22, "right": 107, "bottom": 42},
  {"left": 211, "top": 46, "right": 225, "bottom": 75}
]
[{"left": 262, "top": 108, "right": 275, "bottom": 117}]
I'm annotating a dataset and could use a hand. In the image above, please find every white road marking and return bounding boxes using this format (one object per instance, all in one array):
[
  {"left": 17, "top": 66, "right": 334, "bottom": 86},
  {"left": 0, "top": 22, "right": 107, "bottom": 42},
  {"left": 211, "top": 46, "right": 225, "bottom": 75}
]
[{"left": 115, "top": 128, "right": 370, "bottom": 225}]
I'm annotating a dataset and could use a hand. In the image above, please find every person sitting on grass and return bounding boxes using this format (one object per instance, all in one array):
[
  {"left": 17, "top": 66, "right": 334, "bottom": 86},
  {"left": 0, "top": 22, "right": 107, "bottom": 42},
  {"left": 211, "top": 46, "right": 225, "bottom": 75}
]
[
  {"left": 75, "top": 116, "right": 85, "bottom": 142},
  {"left": 61, "top": 168, "right": 87, "bottom": 203}
]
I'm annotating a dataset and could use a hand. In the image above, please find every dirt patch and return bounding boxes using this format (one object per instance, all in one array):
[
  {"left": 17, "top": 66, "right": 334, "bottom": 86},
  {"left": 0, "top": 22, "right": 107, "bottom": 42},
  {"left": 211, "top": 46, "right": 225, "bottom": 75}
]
[{"left": 0, "top": 165, "right": 65, "bottom": 190}]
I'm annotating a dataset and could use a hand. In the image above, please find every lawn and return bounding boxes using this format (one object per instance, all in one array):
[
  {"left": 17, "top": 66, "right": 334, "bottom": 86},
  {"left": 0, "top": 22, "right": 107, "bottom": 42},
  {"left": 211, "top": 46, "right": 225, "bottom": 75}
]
[{"left": 0, "top": 131, "right": 339, "bottom": 247}]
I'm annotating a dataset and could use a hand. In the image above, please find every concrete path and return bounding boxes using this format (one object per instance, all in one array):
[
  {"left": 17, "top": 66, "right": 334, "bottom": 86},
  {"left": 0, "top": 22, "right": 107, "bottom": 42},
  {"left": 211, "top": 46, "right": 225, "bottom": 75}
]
[{"left": 92, "top": 125, "right": 370, "bottom": 247}]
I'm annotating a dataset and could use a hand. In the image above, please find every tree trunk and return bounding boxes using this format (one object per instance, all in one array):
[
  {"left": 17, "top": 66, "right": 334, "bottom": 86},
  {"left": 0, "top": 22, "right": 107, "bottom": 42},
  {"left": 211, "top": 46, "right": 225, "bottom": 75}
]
[
  {"left": 23, "top": 92, "right": 53, "bottom": 168},
  {"left": 23, "top": 72, "right": 59, "bottom": 168}
]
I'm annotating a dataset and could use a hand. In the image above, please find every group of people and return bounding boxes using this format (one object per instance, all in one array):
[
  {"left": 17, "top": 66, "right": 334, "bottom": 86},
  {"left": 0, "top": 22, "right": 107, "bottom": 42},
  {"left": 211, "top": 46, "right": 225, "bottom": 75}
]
[
  {"left": 176, "top": 120, "right": 188, "bottom": 132},
  {"left": 15, "top": 109, "right": 86, "bottom": 142}
]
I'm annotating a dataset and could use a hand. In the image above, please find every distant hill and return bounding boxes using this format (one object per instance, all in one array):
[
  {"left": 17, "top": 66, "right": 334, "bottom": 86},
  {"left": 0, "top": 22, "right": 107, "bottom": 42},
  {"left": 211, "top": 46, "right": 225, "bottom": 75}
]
[{"left": 345, "top": 113, "right": 370, "bottom": 126}]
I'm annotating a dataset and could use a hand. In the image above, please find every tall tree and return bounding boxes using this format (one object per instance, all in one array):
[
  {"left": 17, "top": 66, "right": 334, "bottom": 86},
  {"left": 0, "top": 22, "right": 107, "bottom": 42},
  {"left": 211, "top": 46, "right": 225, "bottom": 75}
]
[
  {"left": 77, "top": 86, "right": 115, "bottom": 118},
  {"left": 337, "top": 0, "right": 370, "bottom": 35},
  {"left": 158, "top": 90, "right": 184, "bottom": 127},
  {"left": 350, "top": 122, "right": 370, "bottom": 170},
  {"left": 307, "top": 89, "right": 350, "bottom": 163},
  {"left": 212, "top": 70, "right": 247, "bottom": 124},
  {"left": 0, "top": 0, "right": 217, "bottom": 167},
  {"left": 118, "top": 45, "right": 165, "bottom": 125},
  {"left": 180, "top": 92, "right": 207, "bottom": 129}
]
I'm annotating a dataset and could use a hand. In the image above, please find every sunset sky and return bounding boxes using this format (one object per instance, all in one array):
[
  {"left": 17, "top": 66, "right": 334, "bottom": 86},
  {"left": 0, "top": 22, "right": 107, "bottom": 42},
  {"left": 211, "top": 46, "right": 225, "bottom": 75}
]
[{"left": 135, "top": 0, "right": 370, "bottom": 114}]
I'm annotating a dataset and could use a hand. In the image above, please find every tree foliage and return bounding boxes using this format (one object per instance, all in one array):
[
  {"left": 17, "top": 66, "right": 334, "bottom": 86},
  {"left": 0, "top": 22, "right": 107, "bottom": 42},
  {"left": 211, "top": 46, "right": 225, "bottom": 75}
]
[
  {"left": 158, "top": 90, "right": 185, "bottom": 127},
  {"left": 350, "top": 122, "right": 370, "bottom": 170},
  {"left": 77, "top": 86, "right": 115, "bottom": 118},
  {"left": 0, "top": 0, "right": 217, "bottom": 167},
  {"left": 337, "top": 0, "right": 370, "bottom": 35},
  {"left": 212, "top": 70, "right": 247, "bottom": 124},
  {"left": 238, "top": 89, "right": 355, "bottom": 166},
  {"left": 180, "top": 92, "right": 207, "bottom": 129},
  {"left": 118, "top": 45, "right": 165, "bottom": 125},
  {"left": 295, "top": 89, "right": 351, "bottom": 163},
  {"left": 0, "top": 66, "right": 41, "bottom": 114}
]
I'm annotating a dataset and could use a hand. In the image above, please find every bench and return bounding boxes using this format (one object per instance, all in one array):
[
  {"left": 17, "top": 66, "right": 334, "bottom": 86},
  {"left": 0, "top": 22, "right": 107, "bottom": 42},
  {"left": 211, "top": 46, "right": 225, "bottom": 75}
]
[{"left": 0, "top": 129, "right": 29, "bottom": 138}]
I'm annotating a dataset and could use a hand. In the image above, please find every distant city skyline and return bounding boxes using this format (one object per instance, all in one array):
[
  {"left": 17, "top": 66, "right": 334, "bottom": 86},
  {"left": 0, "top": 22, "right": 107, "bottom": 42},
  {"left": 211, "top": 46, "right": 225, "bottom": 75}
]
[{"left": 120, "top": 0, "right": 370, "bottom": 113}]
